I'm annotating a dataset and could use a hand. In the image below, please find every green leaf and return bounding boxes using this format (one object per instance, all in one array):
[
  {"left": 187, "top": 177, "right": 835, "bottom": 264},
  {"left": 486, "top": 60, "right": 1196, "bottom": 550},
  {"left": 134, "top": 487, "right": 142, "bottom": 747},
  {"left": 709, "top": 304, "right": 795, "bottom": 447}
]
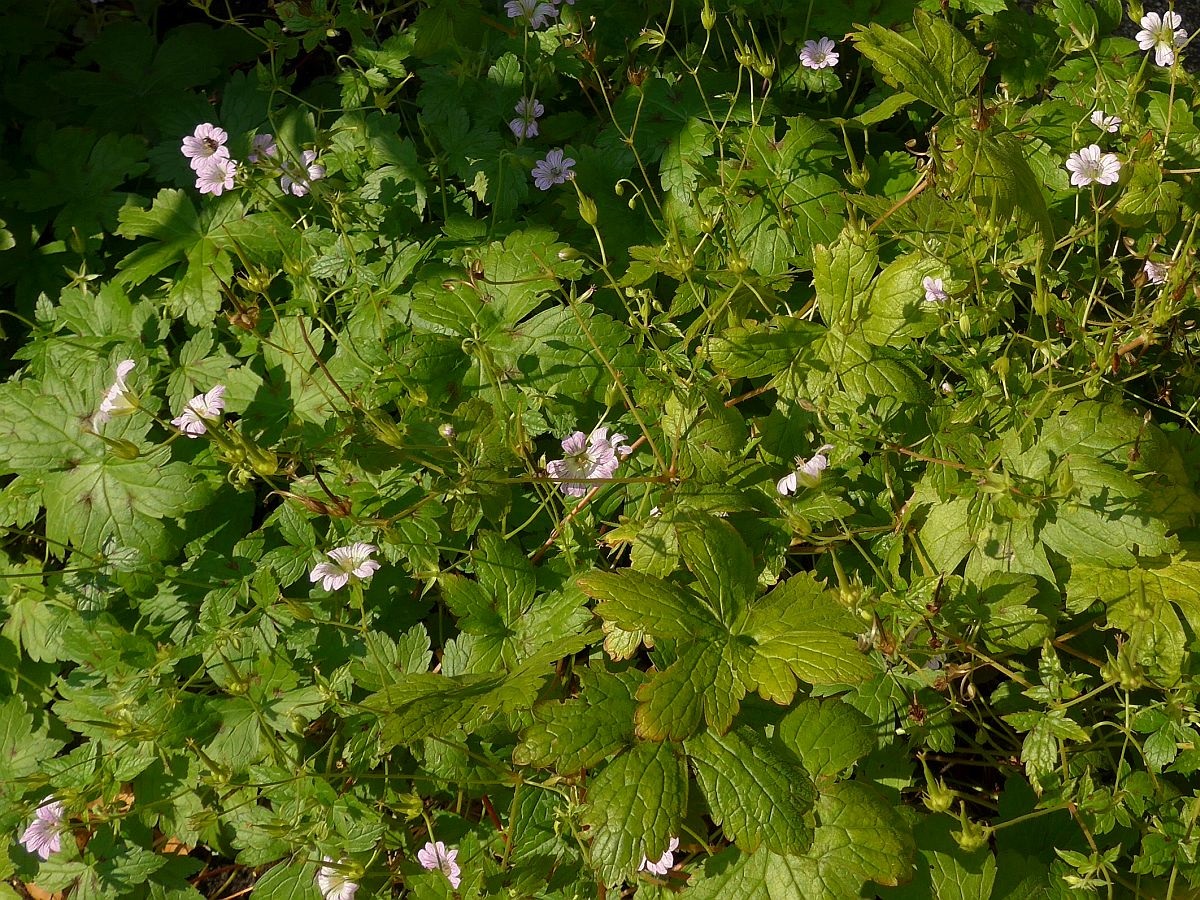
[
  {"left": 1114, "top": 159, "right": 1181, "bottom": 231},
  {"left": 582, "top": 740, "right": 687, "bottom": 887},
  {"left": 580, "top": 571, "right": 721, "bottom": 639},
  {"left": 813, "top": 224, "right": 877, "bottom": 331},
  {"left": 0, "top": 696, "right": 64, "bottom": 784},
  {"left": 685, "top": 781, "right": 915, "bottom": 898},
  {"left": 685, "top": 726, "right": 816, "bottom": 856},
  {"left": 950, "top": 121, "right": 1054, "bottom": 244},
  {"left": 675, "top": 514, "right": 756, "bottom": 621},
  {"left": 889, "top": 816, "right": 998, "bottom": 900},
  {"left": 513, "top": 667, "right": 640, "bottom": 773},
  {"left": 852, "top": 11, "right": 987, "bottom": 116},
  {"left": 861, "top": 253, "right": 940, "bottom": 347},
  {"left": 1067, "top": 553, "right": 1200, "bottom": 681},
  {"left": 635, "top": 640, "right": 749, "bottom": 740},
  {"left": 1039, "top": 456, "right": 1174, "bottom": 567},
  {"left": 705, "top": 317, "right": 825, "bottom": 380},
  {"left": 251, "top": 863, "right": 322, "bottom": 900},
  {"left": 44, "top": 447, "right": 205, "bottom": 559},
  {"left": 0, "top": 381, "right": 98, "bottom": 473},
  {"left": 777, "top": 699, "right": 874, "bottom": 779},
  {"left": 749, "top": 630, "right": 876, "bottom": 694}
]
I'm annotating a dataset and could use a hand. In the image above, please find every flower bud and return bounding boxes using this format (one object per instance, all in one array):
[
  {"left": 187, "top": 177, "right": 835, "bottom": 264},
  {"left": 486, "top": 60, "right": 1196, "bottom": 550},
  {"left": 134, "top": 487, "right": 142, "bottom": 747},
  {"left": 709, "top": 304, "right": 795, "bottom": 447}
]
[
  {"left": 921, "top": 758, "right": 955, "bottom": 814},
  {"left": 701, "top": 1, "right": 716, "bottom": 31},
  {"left": 728, "top": 254, "right": 749, "bottom": 275},
  {"left": 952, "top": 802, "right": 993, "bottom": 853},
  {"left": 558, "top": 246, "right": 582, "bottom": 260},
  {"left": 1055, "top": 463, "right": 1074, "bottom": 499},
  {"left": 249, "top": 448, "right": 279, "bottom": 477},
  {"left": 578, "top": 194, "right": 599, "bottom": 226},
  {"left": 753, "top": 58, "right": 775, "bottom": 80},
  {"left": 395, "top": 792, "right": 424, "bottom": 820},
  {"left": 439, "top": 423, "right": 456, "bottom": 441},
  {"left": 847, "top": 165, "right": 871, "bottom": 190},
  {"left": 107, "top": 438, "right": 141, "bottom": 460}
]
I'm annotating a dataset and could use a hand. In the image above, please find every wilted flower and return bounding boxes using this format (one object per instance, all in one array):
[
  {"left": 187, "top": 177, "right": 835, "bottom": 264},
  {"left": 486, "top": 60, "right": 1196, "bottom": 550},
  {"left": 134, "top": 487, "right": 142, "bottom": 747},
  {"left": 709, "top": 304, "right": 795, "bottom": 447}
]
[
  {"left": 181, "top": 123, "right": 229, "bottom": 171},
  {"left": 1064, "top": 145, "right": 1120, "bottom": 187},
  {"left": 316, "top": 858, "right": 358, "bottom": 900},
  {"left": 509, "top": 97, "right": 545, "bottom": 140},
  {"left": 532, "top": 148, "right": 575, "bottom": 190},
  {"left": 777, "top": 444, "right": 834, "bottom": 495},
  {"left": 1144, "top": 259, "right": 1169, "bottom": 285},
  {"left": 171, "top": 385, "right": 226, "bottom": 438},
  {"left": 20, "top": 797, "right": 65, "bottom": 860},
  {"left": 799, "top": 37, "right": 839, "bottom": 70},
  {"left": 94, "top": 359, "right": 137, "bottom": 426},
  {"left": 196, "top": 156, "right": 237, "bottom": 196},
  {"left": 639, "top": 837, "right": 680, "bottom": 876},
  {"left": 281, "top": 150, "right": 326, "bottom": 197},
  {"left": 504, "top": 0, "right": 558, "bottom": 28},
  {"left": 309, "top": 543, "right": 381, "bottom": 592},
  {"left": 1089, "top": 110, "right": 1122, "bottom": 133},
  {"left": 546, "top": 427, "right": 632, "bottom": 497},
  {"left": 922, "top": 276, "right": 949, "bottom": 304},
  {"left": 1136, "top": 11, "right": 1187, "bottom": 67},
  {"left": 248, "top": 133, "right": 278, "bottom": 164},
  {"left": 417, "top": 841, "right": 461, "bottom": 889}
]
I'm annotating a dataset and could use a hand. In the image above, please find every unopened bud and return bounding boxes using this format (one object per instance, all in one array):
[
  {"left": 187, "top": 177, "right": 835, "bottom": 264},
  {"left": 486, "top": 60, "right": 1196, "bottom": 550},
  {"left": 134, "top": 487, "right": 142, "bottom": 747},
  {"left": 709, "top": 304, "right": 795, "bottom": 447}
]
[
  {"left": 921, "top": 758, "right": 955, "bottom": 813},
  {"left": 558, "top": 247, "right": 582, "bottom": 260},
  {"left": 249, "top": 448, "right": 279, "bottom": 477},
  {"left": 578, "top": 194, "right": 598, "bottom": 226},
  {"left": 847, "top": 165, "right": 871, "bottom": 190},
  {"left": 438, "top": 423, "right": 456, "bottom": 441},
  {"left": 952, "top": 802, "right": 993, "bottom": 852},
  {"left": 107, "top": 438, "right": 141, "bottom": 460},
  {"left": 701, "top": 1, "right": 716, "bottom": 31}
]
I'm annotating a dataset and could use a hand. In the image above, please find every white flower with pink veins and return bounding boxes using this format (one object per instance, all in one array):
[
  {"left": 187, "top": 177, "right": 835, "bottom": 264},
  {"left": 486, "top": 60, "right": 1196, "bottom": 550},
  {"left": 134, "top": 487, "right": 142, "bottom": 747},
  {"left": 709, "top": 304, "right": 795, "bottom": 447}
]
[
  {"left": 777, "top": 444, "right": 834, "bottom": 495},
  {"left": 417, "top": 840, "right": 461, "bottom": 889},
  {"left": 171, "top": 385, "right": 226, "bottom": 437},
  {"left": 94, "top": 359, "right": 137, "bottom": 427},
  {"left": 639, "top": 836, "right": 680, "bottom": 876},
  {"left": 20, "top": 797, "right": 65, "bottom": 860},
  {"left": 546, "top": 427, "right": 632, "bottom": 496},
  {"left": 309, "top": 542, "right": 382, "bottom": 591}
]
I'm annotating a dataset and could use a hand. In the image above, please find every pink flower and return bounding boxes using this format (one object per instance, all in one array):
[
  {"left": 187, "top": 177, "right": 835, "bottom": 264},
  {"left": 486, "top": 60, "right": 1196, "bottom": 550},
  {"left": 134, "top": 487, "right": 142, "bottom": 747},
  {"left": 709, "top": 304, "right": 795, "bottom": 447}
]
[
  {"left": 531, "top": 148, "right": 575, "bottom": 190},
  {"left": 171, "top": 385, "right": 226, "bottom": 438},
  {"left": 316, "top": 857, "right": 358, "bottom": 900},
  {"left": 546, "top": 427, "right": 631, "bottom": 497},
  {"left": 309, "top": 542, "right": 381, "bottom": 592},
  {"left": 1144, "top": 259, "right": 1169, "bottom": 285},
  {"left": 20, "top": 797, "right": 65, "bottom": 860},
  {"left": 417, "top": 840, "right": 461, "bottom": 889},
  {"left": 1064, "top": 145, "right": 1120, "bottom": 187},
  {"left": 504, "top": 0, "right": 558, "bottom": 28},
  {"left": 94, "top": 359, "right": 137, "bottom": 426},
  {"left": 248, "top": 133, "right": 278, "bottom": 164},
  {"left": 196, "top": 157, "right": 237, "bottom": 196},
  {"left": 1136, "top": 11, "right": 1186, "bottom": 67},
  {"left": 181, "top": 123, "right": 230, "bottom": 171},
  {"left": 281, "top": 150, "right": 326, "bottom": 197},
  {"left": 922, "top": 276, "right": 948, "bottom": 303},
  {"left": 777, "top": 444, "right": 834, "bottom": 495},
  {"left": 639, "top": 836, "right": 679, "bottom": 876},
  {"left": 800, "top": 37, "right": 839, "bottom": 70},
  {"left": 509, "top": 97, "right": 545, "bottom": 140}
]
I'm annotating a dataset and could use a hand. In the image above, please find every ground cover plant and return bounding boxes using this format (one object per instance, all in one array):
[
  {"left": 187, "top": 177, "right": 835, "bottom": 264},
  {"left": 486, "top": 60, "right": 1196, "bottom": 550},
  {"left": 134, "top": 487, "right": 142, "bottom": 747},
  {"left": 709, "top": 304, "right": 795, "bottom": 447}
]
[{"left": 4, "top": 0, "right": 1200, "bottom": 896}]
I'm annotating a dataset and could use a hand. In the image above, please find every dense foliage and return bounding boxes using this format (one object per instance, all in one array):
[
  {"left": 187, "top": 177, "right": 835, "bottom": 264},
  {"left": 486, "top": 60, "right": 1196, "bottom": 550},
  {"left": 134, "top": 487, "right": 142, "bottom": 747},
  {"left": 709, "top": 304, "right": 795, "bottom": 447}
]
[{"left": 3, "top": 0, "right": 1200, "bottom": 896}]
